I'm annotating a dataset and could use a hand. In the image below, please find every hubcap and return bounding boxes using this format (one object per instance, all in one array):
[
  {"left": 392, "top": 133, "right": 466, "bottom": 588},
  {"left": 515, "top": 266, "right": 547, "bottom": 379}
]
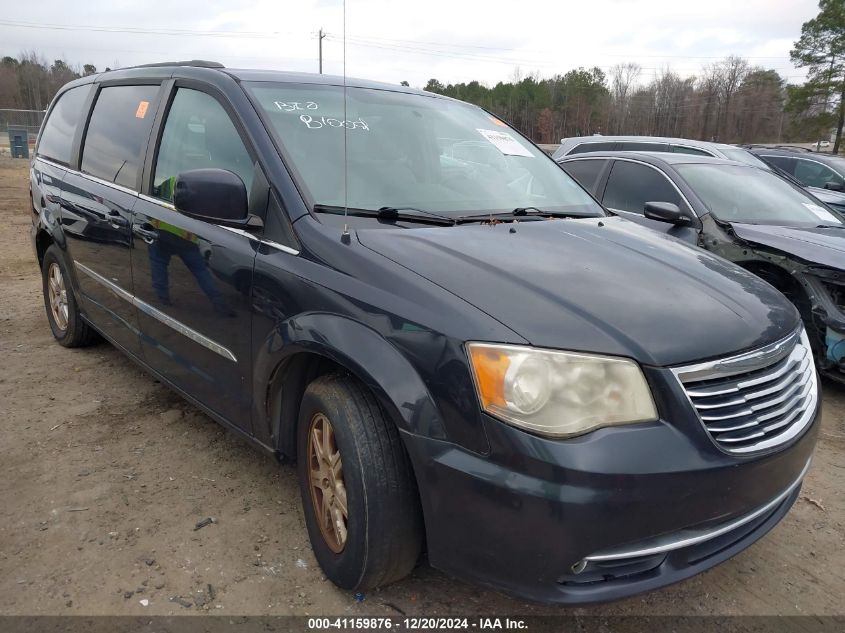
[
  {"left": 47, "top": 263, "right": 69, "bottom": 331},
  {"left": 307, "top": 413, "right": 348, "bottom": 553}
]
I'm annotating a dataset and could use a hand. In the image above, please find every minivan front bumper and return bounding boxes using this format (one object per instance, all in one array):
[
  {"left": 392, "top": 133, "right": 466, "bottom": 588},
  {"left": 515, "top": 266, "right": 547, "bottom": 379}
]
[{"left": 401, "top": 397, "right": 819, "bottom": 605}]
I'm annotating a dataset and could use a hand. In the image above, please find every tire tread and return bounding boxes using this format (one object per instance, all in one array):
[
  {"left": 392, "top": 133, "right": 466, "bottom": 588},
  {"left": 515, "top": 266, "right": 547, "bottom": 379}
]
[{"left": 301, "top": 372, "right": 423, "bottom": 590}]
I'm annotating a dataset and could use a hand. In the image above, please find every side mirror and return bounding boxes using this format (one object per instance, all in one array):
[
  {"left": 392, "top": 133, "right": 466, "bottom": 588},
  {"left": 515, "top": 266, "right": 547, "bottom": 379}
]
[
  {"left": 644, "top": 201, "right": 688, "bottom": 225},
  {"left": 824, "top": 181, "right": 844, "bottom": 192},
  {"left": 174, "top": 168, "right": 262, "bottom": 230}
]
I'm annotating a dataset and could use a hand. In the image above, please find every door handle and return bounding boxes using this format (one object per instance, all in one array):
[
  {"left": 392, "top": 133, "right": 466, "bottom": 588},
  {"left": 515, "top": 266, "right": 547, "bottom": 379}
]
[
  {"left": 109, "top": 214, "right": 129, "bottom": 228},
  {"left": 132, "top": 224, "right": 158, "bottom": 244}
]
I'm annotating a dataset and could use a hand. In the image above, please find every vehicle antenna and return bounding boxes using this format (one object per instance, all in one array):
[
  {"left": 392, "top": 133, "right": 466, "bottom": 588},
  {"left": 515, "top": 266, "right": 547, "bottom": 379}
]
[{"left": 341, "top": 0, "right": 350, "bottom": 244}]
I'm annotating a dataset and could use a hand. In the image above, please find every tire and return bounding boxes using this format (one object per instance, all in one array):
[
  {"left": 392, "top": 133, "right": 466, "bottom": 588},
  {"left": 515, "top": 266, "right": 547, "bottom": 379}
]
[
  {"left": 41, "top": 245, "right": 99, "bottom": 348},
  {"left": 297, "top": 372, "right": 423, "bottom": 590}
]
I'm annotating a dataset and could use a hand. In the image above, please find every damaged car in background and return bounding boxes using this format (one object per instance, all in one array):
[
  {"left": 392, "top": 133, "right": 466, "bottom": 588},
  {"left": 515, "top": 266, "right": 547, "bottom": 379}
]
[{"left": 559, "top": 150, "right": 845, "bottom": 379}]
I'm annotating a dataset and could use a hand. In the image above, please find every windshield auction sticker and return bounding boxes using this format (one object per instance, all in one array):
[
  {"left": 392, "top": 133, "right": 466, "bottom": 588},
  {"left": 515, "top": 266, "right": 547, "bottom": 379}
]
[
  {"left": 476, "top": 128, "right": 533, "bottom": 157},
  {"left": 803, "top": 202, "right": 840, "bottom": 224}
]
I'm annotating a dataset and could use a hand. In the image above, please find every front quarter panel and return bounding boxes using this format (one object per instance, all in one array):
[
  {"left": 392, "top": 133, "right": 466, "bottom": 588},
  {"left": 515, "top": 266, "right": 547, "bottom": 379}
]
[{"left": 250, "top": 217, "right": 527, "bottom": 456}]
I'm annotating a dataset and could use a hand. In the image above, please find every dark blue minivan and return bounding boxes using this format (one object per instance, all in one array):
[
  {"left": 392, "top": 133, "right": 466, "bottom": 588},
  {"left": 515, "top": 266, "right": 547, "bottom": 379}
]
[{"left": 30, "top": 61, "right": 818, "bottom": 604}]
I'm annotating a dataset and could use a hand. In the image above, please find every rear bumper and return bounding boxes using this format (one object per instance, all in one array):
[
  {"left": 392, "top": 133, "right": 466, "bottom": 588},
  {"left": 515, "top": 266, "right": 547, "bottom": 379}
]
[{"left": 402, "top": 397, "right": 819, "bottom": 605}]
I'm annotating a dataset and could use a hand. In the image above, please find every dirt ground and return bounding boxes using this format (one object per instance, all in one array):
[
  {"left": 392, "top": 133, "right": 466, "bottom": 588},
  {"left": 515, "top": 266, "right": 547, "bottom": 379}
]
[{"left": 0, "top": 156, "right": 843, "bottom": 618}]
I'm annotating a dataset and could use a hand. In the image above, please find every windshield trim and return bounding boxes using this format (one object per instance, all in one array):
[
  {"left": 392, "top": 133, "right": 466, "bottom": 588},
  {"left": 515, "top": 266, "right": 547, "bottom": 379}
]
[
  {"left": 718, "top": 148, "right": 770, "bottom": 169},
  {"left": 242, "top": 80, "right": 605, "bottom": 223}
]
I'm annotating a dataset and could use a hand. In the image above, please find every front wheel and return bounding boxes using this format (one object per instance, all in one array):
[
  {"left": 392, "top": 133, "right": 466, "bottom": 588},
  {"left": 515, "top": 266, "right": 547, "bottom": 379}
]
[{"left": 297, "top": 373, "right": 423, "bottom": 590}]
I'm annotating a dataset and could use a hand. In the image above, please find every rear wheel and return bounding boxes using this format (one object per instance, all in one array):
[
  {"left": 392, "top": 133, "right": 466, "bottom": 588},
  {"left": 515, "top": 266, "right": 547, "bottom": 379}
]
[
  {"left": 297, "top": 373, "right": 423, "bottom": 590},
  {"left": 41, "top": 245, "right": 99, "bottom": 347}
]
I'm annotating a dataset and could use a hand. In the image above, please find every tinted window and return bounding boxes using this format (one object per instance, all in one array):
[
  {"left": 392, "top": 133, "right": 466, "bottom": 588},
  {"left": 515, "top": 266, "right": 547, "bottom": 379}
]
[
  {"left": 37, "top": 86, "right": 90, "bottom": 165},
  {"left": 672, "top": 145, "right": 712, "bottom": 156},
  {"left": 793, "top": 159, "right": 845, "bottom": 189},
  {"left": 561, "top": 159, "right": 606, "bottom": 193},
  {"left": 760, "top": 155, "right": 796, "bottom": 175},
  {"left": 618, "top": 142, "right": 669, "bottom": 152},
  {"left": 81, "top": 85, "right": 160, "bottom": 189},
  {"left": 603, "top": 161, "right": 683, "bottom": 214},
  {"left": 153, "top": 88, "right": 253, "bottom": 202},
  {"left": 569, "top": 142, "right": 617, "bottom": 155}
]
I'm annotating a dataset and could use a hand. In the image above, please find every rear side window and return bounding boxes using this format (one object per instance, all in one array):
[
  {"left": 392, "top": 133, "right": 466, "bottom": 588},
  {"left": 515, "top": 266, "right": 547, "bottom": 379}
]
[
  {"left": 760, "top": 155, "right": 797, "bottom": 176},
  {"left": 603, "top": 161, "right": 683, "bottom": 214},
  {"left": 794, "top": 159, "right": 845, "bottom": 189},
  {"left": 81, "top": 85, "right": 160, "bottom": 189},
  {"left": 37, "top": 86, "right": 90, "bottom": 165},
  {"left": 568, "top": 141, "right": 617, "bottom": 155},
  {"left": 561, "top": 159, "right": 607, "bottom": 194},
  {"left": 618, "top": 142, "right": 669, "bottom": 152},
  {"left": 672, "top": 145, "right": 712, "bottom": 156},
  {"left": 153, "top": 88, "right": 253, "bottom": 202}
]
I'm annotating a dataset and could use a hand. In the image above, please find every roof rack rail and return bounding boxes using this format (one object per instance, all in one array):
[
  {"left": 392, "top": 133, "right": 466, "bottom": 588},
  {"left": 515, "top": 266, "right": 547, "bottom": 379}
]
[
  {"left": 773, "top": 145, "right": 812, "bottom": 152},
  {"left": 741, "top": 144, "right": 814, "bottom": 153},
  {"left": 127, "top": 60, "right": 225, "bottom": 69}
]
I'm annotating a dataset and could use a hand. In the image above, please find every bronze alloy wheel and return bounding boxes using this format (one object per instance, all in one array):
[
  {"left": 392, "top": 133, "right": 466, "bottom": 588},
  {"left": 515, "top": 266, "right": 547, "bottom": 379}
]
[
  {"left": 47, "top": 262, "right": 69, "bottom": 331},
  {"left": 307, "top": 412, "right": 348, "bottom": 553}
]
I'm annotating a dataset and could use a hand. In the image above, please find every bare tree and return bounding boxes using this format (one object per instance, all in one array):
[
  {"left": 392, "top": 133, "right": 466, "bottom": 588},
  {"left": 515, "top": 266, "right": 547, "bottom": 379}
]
[
  {"left": 714, "top": 55, "right": 750, "bottom": 140},
  {"left": 609, "top": 63, "right": 641, "bottom": 134}
]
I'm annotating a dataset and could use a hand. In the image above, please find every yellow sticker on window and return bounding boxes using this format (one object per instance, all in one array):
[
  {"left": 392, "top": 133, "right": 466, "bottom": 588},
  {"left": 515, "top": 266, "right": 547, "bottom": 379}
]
[{"left": 135, "top": 101, "right": 150, "bottom": 119}]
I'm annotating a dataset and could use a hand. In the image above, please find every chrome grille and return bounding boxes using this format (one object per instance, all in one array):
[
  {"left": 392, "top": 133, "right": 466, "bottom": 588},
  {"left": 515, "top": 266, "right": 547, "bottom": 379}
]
[{"left": 672, "top": 329, "right": 817, "bottom": 454}]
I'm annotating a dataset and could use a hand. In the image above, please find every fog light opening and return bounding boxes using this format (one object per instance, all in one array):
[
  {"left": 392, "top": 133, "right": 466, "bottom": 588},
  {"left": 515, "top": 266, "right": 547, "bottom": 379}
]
[{"left": 570, "top": 559, "right": 588, "bottom": 575}]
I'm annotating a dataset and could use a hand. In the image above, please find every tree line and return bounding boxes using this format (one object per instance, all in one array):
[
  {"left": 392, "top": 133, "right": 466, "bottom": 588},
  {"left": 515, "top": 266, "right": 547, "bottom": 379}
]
[
  {"left": 0, "top": 52, "right": 99, "bottom": 112},
  {"left": 422, "top": 55, "right": 824, "bottom": 148}
]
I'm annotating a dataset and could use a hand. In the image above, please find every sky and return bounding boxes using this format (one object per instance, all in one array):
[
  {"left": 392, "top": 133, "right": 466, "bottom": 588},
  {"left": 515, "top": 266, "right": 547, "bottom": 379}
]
[{"left": 0, "top": 0, "right": 821, "bottom": 88}]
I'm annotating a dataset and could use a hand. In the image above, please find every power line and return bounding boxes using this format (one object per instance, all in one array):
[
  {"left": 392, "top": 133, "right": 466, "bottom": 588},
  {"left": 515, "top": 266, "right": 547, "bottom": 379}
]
[
  {"left": 328, "top": 35, "right": 799, "bottom": 76},
  {"left": 0, "top": 42, "right": 325, "bottom": 66},
  {"left": 0, "top": 18, "right": 796, "bottom": 62},
  {"left": 341, "top": 33, "right": 793, "bottom": 60},
  {"left": 0, "top": 18, "right": 290, "bottom": 39}
]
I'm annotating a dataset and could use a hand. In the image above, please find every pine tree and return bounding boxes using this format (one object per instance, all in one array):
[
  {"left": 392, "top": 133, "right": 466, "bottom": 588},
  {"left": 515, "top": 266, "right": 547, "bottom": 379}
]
[{"left": 790, "top": 0, "right": 845, "bottom": 152}]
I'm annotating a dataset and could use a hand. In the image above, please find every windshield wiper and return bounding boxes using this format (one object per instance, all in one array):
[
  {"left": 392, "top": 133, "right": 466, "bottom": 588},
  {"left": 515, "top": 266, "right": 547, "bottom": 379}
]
[
  {"left": 458, "top": 208, "right": 595, "bottom": 222},
  {"left": 377, "top": 206, "right": 456, "bottom": 224},
  {"left": 512, "top": 206, "right": 546, "bottom": 216},
  {"left": 512, "top": 207, "right": 596, "bottom": 218},
  {"left": 313, "top": 204, "right": 456, "bottom": 226}
]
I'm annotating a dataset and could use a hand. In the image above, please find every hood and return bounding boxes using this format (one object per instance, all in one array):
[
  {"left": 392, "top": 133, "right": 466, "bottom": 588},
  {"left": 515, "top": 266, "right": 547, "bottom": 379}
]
[
  {"left": 358, "top": 216, "right": 799, "bottom": 366},
  {"left": 732, "top": 223, "right": 845, "bottom": 270}
]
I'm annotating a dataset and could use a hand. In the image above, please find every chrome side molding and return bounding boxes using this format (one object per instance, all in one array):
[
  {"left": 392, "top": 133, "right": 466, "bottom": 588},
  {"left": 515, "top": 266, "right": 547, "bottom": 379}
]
[{"left": 74, "top": 261, "right": 238, "bottom": 363}]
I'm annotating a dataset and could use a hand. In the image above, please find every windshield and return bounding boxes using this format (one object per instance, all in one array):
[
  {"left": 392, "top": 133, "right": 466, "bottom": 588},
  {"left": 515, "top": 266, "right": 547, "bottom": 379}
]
[
  {"left": 677, "top": 163, "right": 843, "bottom": 226},
  {"left": 720, "top": 148, "right": 771, "bottom": 170},
  {"left": 246, "top": 82, "right": 604, "bottom": 218}
]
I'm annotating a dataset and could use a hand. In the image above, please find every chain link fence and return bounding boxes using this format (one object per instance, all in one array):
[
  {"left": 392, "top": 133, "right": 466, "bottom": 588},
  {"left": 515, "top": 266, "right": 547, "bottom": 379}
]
[{"left": 0, "top": 109, "right": 46, "bottom": 158}]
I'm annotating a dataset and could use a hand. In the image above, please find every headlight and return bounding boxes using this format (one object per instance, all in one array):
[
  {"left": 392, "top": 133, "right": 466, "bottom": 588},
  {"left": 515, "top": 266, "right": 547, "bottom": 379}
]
[{"left": 467, "top": 343, "right": 657, "bottom": 438}]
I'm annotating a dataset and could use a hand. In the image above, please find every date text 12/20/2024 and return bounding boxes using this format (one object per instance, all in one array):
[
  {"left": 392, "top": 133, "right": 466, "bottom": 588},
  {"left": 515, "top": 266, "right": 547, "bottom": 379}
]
[{"left": 308, "top": 618, "right": 528, "bottom": 630}]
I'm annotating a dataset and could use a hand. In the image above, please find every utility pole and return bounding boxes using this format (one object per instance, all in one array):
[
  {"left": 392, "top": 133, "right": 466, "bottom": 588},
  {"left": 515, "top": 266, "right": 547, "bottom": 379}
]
[{"left": 318, "top": 28, "right": 326, "bottom": 74}]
